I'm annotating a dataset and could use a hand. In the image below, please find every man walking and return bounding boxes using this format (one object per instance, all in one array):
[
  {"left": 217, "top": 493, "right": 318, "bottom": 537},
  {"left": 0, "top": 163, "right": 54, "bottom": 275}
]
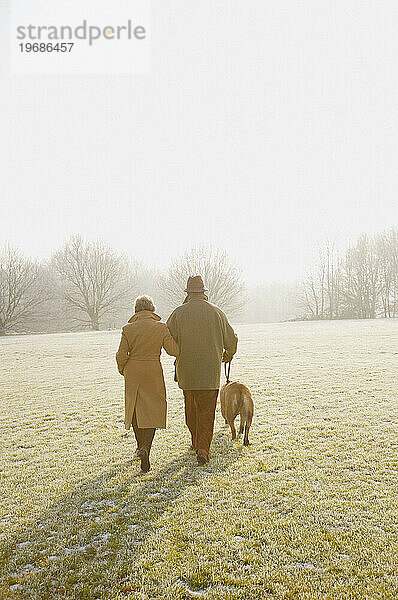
[{"left": 167, "top": 276, "right": 238, "bottom": 464}]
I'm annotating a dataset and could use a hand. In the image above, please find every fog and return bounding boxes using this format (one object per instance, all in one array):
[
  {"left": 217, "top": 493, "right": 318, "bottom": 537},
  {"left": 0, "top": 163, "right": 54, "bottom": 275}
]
[{"left": 1, "top": 1, "right": 398, "bottom": 296}]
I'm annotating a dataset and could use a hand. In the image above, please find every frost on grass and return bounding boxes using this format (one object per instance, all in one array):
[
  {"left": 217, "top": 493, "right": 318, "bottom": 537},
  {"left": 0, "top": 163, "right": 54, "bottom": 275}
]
[{"left": 0, "top": 321, "right": 398, "bottom": 599}]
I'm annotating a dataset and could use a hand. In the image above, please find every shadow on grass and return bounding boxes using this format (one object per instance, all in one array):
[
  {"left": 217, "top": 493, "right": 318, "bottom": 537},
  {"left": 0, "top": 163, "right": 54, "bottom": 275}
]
[{"left": 2, "top": 428, "right": 243, "bottom": 599}]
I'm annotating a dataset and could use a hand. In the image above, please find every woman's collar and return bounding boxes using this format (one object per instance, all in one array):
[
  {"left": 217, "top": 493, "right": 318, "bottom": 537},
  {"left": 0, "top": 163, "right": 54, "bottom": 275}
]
[{"left": 128, "top": 311, "right": 162, "bottom": 323}]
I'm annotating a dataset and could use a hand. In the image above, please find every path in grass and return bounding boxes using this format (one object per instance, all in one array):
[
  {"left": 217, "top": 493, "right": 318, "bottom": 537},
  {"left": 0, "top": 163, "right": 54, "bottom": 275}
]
[{"left": 0, "top": 320, "right": 397, "bottom": 599}]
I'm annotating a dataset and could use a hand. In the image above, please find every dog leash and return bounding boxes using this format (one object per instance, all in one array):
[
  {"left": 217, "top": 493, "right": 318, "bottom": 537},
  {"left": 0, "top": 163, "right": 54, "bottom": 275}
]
[{"left": 224, "top": 361, "right": 231, "bottom": 384}]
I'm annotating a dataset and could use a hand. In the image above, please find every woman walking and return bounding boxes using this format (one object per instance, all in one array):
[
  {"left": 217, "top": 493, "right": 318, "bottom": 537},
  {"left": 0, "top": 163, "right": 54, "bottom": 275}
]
[{"left": 116, "top": 296, "right": 179, "bottom": 473}]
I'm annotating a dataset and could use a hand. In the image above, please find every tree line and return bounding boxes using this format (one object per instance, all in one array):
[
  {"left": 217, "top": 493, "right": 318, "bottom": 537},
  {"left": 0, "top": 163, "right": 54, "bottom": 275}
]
[
  {"left": 0, "top": 237, "right": 244, "bottom": 335},
  {"left": 1, "top": 228, "right": 398, "bottom": 335},
  {"left": 300, "top": 228, "right": 398, "bottom": 320}
]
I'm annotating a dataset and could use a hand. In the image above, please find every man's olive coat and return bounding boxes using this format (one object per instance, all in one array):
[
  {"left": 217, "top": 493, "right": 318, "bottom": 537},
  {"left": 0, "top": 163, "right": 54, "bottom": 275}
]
[
  {"left": 167, "top": 298, "right": 238, "bottom": 390},
  {"left": 116, "top": 311, "right": 179, "bottom": 429}
]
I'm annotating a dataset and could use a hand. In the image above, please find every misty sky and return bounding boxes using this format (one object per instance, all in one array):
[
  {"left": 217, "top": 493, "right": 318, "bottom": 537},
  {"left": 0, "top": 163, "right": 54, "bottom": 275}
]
[{"left": 1, "top": 1, "right": 398, "bottom": 285}]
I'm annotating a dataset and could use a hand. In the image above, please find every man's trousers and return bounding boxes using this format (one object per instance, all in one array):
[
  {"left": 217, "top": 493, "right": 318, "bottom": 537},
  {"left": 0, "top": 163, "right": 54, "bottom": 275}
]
[{"left": 183, "top": 389, "right": 219, "bottom": 460}]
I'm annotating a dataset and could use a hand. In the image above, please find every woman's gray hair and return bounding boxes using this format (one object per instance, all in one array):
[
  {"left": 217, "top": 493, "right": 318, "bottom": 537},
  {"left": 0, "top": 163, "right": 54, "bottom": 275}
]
[{"left": 134, "top": 295, "right": 156, "bottom": 313}]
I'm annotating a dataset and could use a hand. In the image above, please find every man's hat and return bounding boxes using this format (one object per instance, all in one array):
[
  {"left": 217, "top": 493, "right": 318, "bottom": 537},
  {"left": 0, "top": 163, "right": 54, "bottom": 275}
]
[{"left": 185, "top": 275, "right": 208, "bottom": 293}]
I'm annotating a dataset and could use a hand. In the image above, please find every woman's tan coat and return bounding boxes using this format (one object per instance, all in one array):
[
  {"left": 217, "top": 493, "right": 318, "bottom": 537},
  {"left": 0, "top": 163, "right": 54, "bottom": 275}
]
[{"left": 116, "top": 311, "right": 179, "bottom": 429}]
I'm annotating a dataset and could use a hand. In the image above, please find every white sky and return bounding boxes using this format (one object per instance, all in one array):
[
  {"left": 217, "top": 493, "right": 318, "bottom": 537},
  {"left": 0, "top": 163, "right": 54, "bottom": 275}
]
[{"left": 1, "top": 1, "right": 398, "bottom": 284}]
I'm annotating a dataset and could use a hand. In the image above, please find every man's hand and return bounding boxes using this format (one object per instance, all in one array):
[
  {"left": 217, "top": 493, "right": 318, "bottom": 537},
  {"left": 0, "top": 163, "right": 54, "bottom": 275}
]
[{"left": 222, "top": 351, "right": 233, "bottom": 363}]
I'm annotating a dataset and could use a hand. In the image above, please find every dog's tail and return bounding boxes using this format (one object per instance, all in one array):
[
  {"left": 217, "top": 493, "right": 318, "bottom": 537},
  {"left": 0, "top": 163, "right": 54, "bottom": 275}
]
[
  {"left": 225, "top": 385, "right": 245, "bottom": 423},
  {"left": 236, "top": 384, "right": 246, "bottom": 419}
]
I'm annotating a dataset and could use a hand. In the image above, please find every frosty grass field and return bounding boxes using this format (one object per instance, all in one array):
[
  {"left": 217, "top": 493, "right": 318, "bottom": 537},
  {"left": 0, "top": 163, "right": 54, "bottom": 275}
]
[{"left": 0, "top": 320, "right": 397, "bottom": 600}]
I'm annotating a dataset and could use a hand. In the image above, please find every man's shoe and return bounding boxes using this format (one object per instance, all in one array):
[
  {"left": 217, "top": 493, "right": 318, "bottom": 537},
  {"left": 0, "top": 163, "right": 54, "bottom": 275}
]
[
  {"left": 197, "top": 452, "right": 208, "bottom": 465},
  {"left": 139, "top": 449, "right": 150, "bottom": 473}
]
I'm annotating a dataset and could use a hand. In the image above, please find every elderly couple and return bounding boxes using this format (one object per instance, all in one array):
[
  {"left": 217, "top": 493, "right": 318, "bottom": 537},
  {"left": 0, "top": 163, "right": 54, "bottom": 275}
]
[{"left": 116, "top": 276, "right": 238, "bottom": 473}]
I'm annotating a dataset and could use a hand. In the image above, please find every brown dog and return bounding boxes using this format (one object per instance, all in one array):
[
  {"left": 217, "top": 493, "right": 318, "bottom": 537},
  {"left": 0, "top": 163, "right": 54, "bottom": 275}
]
[{"left": 220, "top": 379, "right": 254, "bottom": 446}]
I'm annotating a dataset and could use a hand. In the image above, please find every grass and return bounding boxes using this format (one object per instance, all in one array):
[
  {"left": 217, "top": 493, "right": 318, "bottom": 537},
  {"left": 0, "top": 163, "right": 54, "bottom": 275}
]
[{"left": 0, "top": 320, "right": 397, "bottom": 599}]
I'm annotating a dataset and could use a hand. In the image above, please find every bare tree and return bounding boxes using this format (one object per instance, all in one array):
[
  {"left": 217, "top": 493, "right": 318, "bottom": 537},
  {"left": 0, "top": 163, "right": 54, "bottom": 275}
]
[
  {"left": 324, "top": 240, "right": 342, "bottom": 319},
  {"left": 300, "top": 273, "right": 321, "bottom": 319},
  {"left": 376, "top": 228, "right": 398, "bottom": 318},
  {"left": 0, "top": 244, "right": 47, "bottom": 335},
  {"left": 340, "top": 234, "right": 382, "bottom": 319},
  {"left": 51, "top": 236, "right": 135, "bottom": 330},
  {"left": 159, "top": 246, "right": 245, "bottom": 317},
  {"left": 377, "top": 231, "right": 394, "bottom": 318},
  {"left": 300, "top": 244, "right": 329, "bottom": 319}
]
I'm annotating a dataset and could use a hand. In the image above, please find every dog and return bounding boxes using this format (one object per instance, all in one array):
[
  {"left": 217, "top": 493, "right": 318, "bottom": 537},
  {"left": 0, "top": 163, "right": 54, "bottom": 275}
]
[{"left": 220, "top": 379, "right": 254, "bottom": 446}]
